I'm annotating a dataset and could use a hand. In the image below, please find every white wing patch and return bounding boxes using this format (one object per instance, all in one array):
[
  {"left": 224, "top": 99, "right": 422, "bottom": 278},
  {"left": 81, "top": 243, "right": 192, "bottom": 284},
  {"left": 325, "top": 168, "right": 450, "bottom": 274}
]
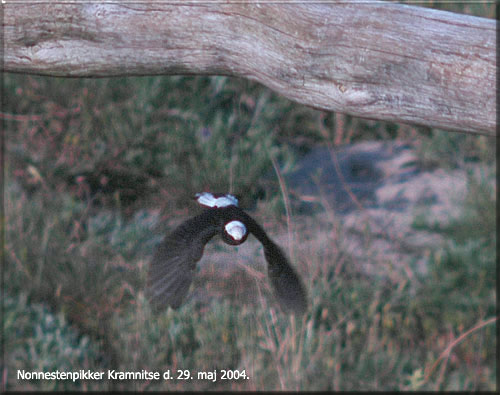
[
  {"left": 195, "top": 192, "right": 239, "bottom": 208},
  {"left": 224, "top": 220, "right": 246, "bottom": 241}
]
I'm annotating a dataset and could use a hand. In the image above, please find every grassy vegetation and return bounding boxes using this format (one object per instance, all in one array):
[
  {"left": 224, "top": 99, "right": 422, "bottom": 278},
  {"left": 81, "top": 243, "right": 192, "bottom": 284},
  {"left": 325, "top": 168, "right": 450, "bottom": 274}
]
[
  {"left": 2, "top": 3, "right": 496, "bottom": 390},
  {"left": 4, "top": 72, "right": 496, "bottom": 391}
]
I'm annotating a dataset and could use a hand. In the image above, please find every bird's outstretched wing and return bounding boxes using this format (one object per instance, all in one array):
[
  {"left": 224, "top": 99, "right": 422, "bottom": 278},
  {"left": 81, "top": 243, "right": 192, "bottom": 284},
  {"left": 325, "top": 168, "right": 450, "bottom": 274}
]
[
  {"left": 263, "top": 240, "right": 308, "bottom": 315},
  {"left": 147, "top": 210, "right": 220, "bottom": 310},
  {"left": 148, "top": 203, "right": 307, "bottom": 315},
  {"left": 238, "top": 210, "right": 308, "bottom": 315}
]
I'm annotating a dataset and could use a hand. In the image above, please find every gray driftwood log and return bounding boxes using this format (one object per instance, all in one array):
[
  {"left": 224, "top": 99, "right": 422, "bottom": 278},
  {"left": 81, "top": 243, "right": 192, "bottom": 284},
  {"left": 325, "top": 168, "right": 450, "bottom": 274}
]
[{"left": 4, "top": 1, "right": 496, "bottom": 136}]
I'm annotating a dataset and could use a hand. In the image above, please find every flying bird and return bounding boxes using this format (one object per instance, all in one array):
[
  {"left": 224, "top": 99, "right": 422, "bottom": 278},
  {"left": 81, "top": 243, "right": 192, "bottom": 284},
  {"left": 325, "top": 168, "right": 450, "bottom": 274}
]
[{"left": 147, "top": 192, "right": 307, "bottom": 314}]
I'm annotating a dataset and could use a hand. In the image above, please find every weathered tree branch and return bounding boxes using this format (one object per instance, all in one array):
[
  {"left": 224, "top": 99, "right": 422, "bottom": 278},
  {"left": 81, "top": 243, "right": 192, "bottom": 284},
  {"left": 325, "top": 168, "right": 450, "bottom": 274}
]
[{"left": 3, "top": 1, "right": 496, "bottom": 135}]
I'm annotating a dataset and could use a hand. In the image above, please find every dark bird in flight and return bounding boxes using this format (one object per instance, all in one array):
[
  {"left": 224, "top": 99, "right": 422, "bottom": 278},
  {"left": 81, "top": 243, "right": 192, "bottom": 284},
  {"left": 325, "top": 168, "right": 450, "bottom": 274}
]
[{"left": 147, "top": 192, "right": 308, "bottom": 314}]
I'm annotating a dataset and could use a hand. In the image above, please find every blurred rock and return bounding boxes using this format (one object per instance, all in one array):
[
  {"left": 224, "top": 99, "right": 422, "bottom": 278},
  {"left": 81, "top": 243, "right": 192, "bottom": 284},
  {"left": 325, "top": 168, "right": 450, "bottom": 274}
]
[{"left": 285, "top": 141, "right": 420, "bottom": 213}]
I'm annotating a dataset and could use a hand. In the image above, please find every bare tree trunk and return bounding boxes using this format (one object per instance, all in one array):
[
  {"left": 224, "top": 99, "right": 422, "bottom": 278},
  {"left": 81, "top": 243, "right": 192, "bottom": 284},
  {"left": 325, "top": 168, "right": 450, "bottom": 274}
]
[{"left": 3, "top": 1, "right": 496, "bottom": 135}]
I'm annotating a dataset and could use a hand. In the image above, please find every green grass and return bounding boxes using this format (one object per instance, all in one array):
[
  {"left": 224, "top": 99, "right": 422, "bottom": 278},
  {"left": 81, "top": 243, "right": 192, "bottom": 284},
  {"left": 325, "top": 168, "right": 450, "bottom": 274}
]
[
  {"left": 4, "top": 293, "right": 101, "bottom": 391},
  {"left": 4, "top": 145, "right": 496, "bottom": 390},
  {"left": 5, "top": 190, "right": 496, "bottom": 391}
]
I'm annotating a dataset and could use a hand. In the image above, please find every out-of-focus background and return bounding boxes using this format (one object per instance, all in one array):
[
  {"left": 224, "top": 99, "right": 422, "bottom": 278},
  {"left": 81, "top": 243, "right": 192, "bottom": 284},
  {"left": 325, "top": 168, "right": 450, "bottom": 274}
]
[{"left": 3, "top": 2, "right": 496, "bottom": 391}]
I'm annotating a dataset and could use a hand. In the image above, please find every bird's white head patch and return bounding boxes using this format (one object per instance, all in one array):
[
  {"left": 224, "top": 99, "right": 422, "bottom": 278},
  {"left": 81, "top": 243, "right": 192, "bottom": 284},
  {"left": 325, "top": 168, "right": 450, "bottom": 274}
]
[
  {"left": 195, "top": 192, "right": 239, "bottom": 208},
  {"left": 224, "top": 220, "right": 246, "bottom": 241}
]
